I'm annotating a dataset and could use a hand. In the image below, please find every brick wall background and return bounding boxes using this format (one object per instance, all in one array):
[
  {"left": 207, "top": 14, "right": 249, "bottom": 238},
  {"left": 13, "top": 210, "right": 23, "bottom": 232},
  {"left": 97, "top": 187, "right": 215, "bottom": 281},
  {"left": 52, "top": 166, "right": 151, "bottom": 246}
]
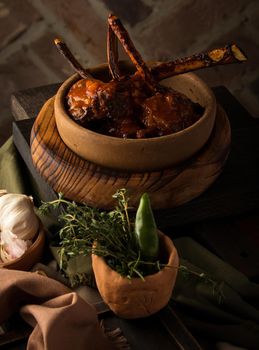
[{"left": 0, "top": 0, "right": 258, "bottom": 145}]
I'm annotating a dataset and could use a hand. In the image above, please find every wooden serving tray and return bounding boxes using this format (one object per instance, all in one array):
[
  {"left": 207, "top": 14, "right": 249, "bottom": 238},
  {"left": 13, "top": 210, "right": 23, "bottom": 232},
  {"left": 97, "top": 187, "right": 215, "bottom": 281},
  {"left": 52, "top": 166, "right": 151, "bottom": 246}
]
[{"left": 30, "top": 97, "right": 231, "bottom": 209}]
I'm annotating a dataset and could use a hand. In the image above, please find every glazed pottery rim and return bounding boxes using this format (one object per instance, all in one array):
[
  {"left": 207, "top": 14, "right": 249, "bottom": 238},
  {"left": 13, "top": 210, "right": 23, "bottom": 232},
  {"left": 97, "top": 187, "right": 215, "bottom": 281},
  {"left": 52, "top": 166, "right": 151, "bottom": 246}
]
[{"left": 55, "top": 70, "right": 216, "bottom": 144}]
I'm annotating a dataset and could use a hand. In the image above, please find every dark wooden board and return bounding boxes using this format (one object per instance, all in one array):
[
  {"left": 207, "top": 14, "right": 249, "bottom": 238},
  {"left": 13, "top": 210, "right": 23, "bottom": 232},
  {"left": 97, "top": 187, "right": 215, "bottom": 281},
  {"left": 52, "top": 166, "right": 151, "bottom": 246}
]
[
  {"left": 11, "top": 83, "right": 61, "bottom": 121},
  {"left": 102, "top": 308, "right": 202, "bottom": 350},
  {"left": 12, "top": 119, "right": 57, "bottom": 207},
  {"left": 0, "top": 316, "right": 31, "bottom": 349}
]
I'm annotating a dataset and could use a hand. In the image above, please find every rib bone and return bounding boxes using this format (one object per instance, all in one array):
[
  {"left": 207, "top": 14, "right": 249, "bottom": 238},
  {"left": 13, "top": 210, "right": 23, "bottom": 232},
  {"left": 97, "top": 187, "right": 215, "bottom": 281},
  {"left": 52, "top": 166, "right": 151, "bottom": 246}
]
[
  {"left": 107, "top": 23, "right": 121, "bottom": 80},
  {"left": 54, "top": 38, "right": 92, "bottom": 79},
  {"left": 151, "top": 44, "right": 248, "bottom": 81},
  {"left": 108, "top": 14, "right": 156, "bottom": 88}
]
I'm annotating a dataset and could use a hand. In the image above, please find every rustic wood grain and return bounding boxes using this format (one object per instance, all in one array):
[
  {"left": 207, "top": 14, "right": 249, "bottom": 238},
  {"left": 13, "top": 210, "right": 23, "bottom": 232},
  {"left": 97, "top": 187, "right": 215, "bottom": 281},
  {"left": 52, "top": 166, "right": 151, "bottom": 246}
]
[{"left": 30, "top": 96, "right": 230, "bottom": 210}]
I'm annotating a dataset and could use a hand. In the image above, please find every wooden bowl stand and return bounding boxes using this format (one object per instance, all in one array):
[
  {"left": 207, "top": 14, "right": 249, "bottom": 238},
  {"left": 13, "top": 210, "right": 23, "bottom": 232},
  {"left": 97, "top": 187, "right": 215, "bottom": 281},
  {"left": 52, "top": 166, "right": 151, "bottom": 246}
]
[{"left": 30, "top": 97, "right": 231, "bottom": 209}]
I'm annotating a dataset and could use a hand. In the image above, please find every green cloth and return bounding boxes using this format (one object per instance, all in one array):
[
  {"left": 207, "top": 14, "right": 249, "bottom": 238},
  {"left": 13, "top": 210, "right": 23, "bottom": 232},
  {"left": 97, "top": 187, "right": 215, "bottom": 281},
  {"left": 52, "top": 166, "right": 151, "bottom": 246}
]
[
  {"left": 173, "top": 238, "right": 259, "bottom": 349},
  {"left": 0, "top": 137, "right": 27, "bottom": 194},
  {"left": 1, "top": 138, "right": 259, "bottom": 349}
]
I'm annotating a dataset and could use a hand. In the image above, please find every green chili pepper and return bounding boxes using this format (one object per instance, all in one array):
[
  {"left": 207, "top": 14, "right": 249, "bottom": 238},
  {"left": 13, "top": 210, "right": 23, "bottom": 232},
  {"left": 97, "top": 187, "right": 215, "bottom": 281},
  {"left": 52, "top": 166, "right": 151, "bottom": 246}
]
[{"left": 134, "top": 193, "right": 159, "bottom": 261}]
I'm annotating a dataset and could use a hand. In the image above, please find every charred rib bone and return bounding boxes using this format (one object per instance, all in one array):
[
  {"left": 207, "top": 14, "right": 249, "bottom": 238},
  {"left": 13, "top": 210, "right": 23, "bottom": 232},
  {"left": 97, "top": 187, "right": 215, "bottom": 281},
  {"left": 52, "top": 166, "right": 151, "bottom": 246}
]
[
  {"left": 152, "top": 44, "right": 247, "bottom": 81},
  {"left": 54, "top": 38, "right": 92, "bottom": 79}
]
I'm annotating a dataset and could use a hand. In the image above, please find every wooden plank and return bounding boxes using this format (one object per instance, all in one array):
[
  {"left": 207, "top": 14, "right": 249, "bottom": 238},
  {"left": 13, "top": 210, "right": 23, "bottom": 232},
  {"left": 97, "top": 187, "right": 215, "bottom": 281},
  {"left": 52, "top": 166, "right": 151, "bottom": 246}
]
[
  {"left": 0, "top": 315, "right": 31, "bottom": 349},
  {"left": 101, "top": 310, "right": 202, "bottom": 350},
  {"left": 11, "top": 83, "right": 61, "bottom": 121},
  {"left": 12, "top": 120, "right": 57, "bottom": 207},
  {"left": 157, "top": 306, "right": 202, "bottom": 350}
]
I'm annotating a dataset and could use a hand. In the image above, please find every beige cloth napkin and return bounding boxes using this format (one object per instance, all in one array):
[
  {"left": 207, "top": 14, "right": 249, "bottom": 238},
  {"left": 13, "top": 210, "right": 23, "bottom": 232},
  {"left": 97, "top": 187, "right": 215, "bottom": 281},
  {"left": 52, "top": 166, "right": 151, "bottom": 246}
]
[{"left": 0, "top": 268, "right": 115, "bottom": 350}]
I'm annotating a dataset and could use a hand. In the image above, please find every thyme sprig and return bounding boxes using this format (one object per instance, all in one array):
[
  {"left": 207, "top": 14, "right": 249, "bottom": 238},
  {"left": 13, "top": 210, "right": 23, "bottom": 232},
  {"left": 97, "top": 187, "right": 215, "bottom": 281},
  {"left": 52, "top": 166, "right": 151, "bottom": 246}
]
[
  {"left": 177, "top": 265, "right": 225, "bottom": 304},
  {"left": 40, "top": 190, "right": 161, "bottom": 282}
]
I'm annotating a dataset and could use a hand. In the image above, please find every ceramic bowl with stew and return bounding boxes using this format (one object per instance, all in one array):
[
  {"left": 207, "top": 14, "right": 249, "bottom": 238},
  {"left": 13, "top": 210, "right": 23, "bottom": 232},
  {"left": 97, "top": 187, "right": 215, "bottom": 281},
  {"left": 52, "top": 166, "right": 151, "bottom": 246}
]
[{"left": 54, "top": 63, "right": 216, "bottom": 172}]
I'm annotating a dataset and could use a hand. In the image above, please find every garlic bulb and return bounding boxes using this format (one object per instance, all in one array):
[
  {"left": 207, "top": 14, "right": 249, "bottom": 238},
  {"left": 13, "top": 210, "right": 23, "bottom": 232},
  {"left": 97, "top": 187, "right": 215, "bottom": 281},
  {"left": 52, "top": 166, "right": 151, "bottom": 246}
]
[
  {"left": 0, "top": 192, "right": 39, "bottom": 240},
  {"left": 0, "top": 230, "right": 32, "bottom": 262}
]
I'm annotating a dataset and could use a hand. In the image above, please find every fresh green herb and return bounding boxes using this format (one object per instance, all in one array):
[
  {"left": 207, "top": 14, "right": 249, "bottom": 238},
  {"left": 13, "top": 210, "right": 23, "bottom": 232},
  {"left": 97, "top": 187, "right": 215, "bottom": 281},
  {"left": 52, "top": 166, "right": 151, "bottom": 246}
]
[{"left": 40, "top": 189, "right": 162, "bottom": 285}]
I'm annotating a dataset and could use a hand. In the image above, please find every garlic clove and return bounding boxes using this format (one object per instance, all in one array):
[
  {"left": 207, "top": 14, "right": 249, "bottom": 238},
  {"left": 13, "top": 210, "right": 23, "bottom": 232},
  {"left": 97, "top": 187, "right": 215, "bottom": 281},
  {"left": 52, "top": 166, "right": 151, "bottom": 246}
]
[
  {"left": 0, "top": 193, "right": 39, "bottom": 240},
  {"left": 0, "top": 230, "right": 32, "bottom": 262},
  {"left": 0, "top": 245, "right": 11, "bottom": 263}
]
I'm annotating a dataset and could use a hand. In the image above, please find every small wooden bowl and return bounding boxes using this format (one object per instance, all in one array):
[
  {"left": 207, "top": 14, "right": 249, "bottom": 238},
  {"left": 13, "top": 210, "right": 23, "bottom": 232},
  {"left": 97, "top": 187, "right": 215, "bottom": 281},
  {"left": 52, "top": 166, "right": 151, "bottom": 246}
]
[
  {"left": 0, "top": 227, "right": 45, "bottom": 271},
  {"left": 54, "top": 63, "right": 216, "bottom": 172}
]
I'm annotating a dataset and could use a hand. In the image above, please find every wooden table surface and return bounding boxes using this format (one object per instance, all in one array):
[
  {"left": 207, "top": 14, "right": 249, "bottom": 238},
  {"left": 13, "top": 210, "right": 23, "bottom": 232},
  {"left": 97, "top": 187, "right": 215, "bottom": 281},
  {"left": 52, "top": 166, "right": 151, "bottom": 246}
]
[{"left": 5, "top": 83, "right": 259, "bottom": 349}]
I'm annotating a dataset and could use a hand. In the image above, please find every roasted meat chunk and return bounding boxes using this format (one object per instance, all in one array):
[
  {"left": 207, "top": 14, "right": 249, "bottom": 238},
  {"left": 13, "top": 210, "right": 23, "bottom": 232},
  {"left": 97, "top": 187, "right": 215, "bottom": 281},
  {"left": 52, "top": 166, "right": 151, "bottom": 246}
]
[
  {"left": 67, "top": 74, "right": 152, "bottom": 127},
  {"left": 141, "top": 88, "right": 203, "bottom": 135},
  {"left": 67, "top": 78, "right": 132, "bottom": 124}
]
